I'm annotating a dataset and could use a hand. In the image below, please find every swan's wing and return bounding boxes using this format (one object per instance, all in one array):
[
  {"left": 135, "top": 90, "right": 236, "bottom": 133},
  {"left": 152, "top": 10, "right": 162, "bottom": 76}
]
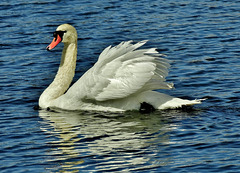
[{"left": 70, "top": 41, "right": 173, "bottom": 101}]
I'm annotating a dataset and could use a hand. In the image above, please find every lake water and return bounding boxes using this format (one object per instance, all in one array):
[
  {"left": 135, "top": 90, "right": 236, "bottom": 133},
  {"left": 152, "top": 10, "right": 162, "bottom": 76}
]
[{"left": 1, "top": 0, "right": 240, "bottom": 172}]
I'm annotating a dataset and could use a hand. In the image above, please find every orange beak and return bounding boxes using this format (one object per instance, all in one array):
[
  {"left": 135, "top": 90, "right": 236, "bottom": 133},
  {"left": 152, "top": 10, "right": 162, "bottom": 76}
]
[{"left": 46, "top": 34, "right": 62, "bottom": 51}]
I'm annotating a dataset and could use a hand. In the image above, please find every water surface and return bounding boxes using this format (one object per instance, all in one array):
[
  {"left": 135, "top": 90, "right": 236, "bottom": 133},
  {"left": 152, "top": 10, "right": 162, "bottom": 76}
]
[{"left": 0, "top": 0, "right": 240, "bottom": 172}]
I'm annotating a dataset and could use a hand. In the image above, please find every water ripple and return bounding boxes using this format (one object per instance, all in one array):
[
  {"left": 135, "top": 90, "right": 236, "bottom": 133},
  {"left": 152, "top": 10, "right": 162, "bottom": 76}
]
[{"left": 1, "top": 0, "right": 240, "bottom": 172}]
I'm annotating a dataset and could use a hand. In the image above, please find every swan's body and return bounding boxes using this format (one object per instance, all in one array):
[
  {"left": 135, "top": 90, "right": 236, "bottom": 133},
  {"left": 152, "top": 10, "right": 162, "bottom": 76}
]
[{"left": 39, "top": 24, "right": 203, "bottom": 112}]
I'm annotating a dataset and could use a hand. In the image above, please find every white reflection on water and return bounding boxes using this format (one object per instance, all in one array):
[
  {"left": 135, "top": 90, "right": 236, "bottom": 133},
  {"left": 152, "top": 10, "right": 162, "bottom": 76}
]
[{"left": 39, "top": 109, "right": 180, "bottom": 172}]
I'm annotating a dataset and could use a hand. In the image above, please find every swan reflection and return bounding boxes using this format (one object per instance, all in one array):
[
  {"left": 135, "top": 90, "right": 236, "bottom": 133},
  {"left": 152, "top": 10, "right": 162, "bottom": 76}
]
[{"left": 39, "top": 110, "right": 180, "bottom": 172}]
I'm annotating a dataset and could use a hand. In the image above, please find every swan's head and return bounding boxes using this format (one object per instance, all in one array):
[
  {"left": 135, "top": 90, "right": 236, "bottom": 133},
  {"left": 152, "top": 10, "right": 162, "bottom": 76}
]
[{"left": 47, "top": 24, "right": 77, "bottom": 50}]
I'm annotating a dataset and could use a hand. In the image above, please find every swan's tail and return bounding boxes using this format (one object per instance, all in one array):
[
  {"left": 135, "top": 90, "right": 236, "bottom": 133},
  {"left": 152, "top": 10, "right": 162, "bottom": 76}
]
[
  {"left": 158, "top": 97, "right": 205, "bottom": 110},
  {"left": 138, "top": 91, "right": 206, "bottom": 110}
]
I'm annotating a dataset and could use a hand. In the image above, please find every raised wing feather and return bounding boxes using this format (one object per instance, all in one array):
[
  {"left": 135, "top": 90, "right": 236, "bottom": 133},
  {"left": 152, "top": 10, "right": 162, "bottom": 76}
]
[{"left": 68, "top": 41, "right": 173, "bottom": 102}]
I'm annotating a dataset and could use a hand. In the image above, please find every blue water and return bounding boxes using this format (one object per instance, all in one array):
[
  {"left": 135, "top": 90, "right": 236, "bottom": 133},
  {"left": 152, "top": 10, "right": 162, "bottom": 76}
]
[{"left": 1, "top": 0, "right": 240, "bottom": 172}]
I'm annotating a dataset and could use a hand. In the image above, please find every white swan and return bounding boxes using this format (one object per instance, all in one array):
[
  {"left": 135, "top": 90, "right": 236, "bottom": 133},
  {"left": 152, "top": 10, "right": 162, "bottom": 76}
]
[{"left": 39, "top": 24, "right": 203, "bottom": 112}]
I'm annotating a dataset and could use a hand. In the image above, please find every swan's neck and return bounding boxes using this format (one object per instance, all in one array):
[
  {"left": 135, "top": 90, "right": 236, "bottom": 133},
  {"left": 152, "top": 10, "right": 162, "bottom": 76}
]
[{"left": 39, "top": 42, "right": 77, "bottom": 108}]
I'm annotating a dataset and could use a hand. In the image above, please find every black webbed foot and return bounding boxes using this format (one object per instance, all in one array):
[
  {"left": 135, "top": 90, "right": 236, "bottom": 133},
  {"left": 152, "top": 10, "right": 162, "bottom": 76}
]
[{"left": 139, "top": 102, "right": 156, "bottom": 114}]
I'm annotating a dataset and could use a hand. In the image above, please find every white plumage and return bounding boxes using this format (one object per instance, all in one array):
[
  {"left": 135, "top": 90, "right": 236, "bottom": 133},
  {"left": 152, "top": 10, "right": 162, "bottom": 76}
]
[{"left": 39, "top": 24, "right": 203, "bottom": 112}]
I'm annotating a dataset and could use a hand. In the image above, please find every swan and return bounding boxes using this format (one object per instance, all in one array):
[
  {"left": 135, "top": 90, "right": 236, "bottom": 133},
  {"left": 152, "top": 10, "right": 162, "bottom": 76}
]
[{"left": 39, "top": 24, "right": 203, "bottom": 112}]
